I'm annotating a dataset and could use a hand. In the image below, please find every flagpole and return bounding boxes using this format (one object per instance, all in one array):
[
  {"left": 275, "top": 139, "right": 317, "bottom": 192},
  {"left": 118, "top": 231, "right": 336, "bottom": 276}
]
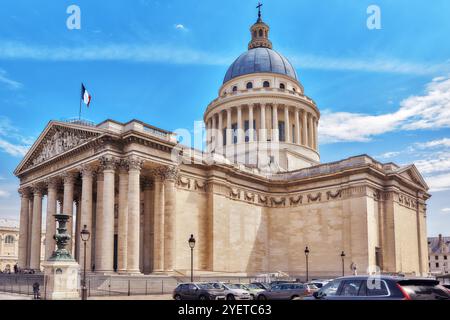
[{"left": 79, "top": 83, "right": 83, "bottom": 120}]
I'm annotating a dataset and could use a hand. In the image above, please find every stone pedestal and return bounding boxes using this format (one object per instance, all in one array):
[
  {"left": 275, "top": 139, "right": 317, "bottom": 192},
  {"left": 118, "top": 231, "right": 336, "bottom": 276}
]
[{"left": 42, "top": 260, "right": 80, "bottom": 300}]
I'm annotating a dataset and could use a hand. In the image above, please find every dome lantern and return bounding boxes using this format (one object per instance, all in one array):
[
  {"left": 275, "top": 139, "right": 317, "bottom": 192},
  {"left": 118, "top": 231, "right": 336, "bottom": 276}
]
[{"left": 248, "top": 3, "right": 272, "bottom": 50}]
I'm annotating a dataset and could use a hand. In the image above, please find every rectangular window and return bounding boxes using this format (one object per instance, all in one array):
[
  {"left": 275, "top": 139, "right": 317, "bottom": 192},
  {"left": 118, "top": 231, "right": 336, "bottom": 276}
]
[
  {"left": 292, "top": 124, "right": 295, "bottom": 143},
  {"left": 244, "top": 120, "right": 249, "bottom": 142},
  {"left": 436, "top": 256, "right": 439, "bottom": 260},
  {"left": 444, "top": 256, "right": 448, "bottom": 260},
  {"left": 231, "top": 123, "right": 237, "bottom": 144},
  {"left": 223, "top": 128, "right": 227, "bottom": 146},
  {"left": 278, "top": 121, "right": 285, "bottom": 142},
  {"left": 436, "top": 263, "right": 439, "bottom": 268}
]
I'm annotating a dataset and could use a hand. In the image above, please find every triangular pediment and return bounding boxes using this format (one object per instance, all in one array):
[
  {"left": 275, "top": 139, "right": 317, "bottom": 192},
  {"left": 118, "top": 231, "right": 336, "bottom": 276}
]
[
  {"left": 395, "top": 165, "right": 429, "bottom": 190},
  {"left": 15, "top": 120, "right": 104, "bottom": 175}
]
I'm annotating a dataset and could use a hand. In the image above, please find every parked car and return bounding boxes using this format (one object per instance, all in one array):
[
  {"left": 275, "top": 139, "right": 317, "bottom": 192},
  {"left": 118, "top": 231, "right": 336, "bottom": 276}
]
[
  {"left": 309, "top": 279, "right": 331, "bottom": 288},
  {"left": 233, "top": 283, "right": 265, "bottom": 299},
  {"left": 173, "top": 283, "right": 226, "bottom": 300},
  {"left": 208, "top": 282, "right": 252, "bottom": 300},
  {"left": 308, "top": 276, "right": 450, "bottom": 300},
  {"left": 257, "top": 283, "right": 314, "bottom": 300},
  {"left": 250, "top": 282, "right": 271, "bottom": 290}
]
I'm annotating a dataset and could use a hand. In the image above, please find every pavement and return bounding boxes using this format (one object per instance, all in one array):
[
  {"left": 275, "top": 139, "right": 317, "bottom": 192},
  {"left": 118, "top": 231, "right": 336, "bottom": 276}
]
[
  {"left": 0, "top": 292, "right": 32, "bottom": 300},
  {"left": 88, "top": 294, "right": 173, "bottom": 300}
]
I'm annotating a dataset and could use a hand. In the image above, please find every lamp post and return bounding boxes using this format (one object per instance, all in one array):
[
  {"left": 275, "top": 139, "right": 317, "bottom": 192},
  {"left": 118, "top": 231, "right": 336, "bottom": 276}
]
[
  {"left": 188, "top": 234, "right": 196, "bottom": 282},
  {"left": 340, "top": 251, "right": 346, "bottom": 277},
  {"left": 80, "top": 225, "right": 90, "bottom": 300},
  {"left": 304, "top": 246, "right": 310, "bottom": 282}
]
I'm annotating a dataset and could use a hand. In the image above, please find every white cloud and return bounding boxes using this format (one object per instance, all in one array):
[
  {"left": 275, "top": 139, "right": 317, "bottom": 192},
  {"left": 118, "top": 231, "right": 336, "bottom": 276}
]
[
  {"left": 416, "top": 138, "right": 450, "bottom": 149},
  {"left": 174, "top": 24, "right": 188, "bottom": 32},
  {"left": 290, "top": 54, "right": 450, "bottom": 76},
  {"left": 425, "top": 172, "right": 450, "bottom": 192},
  {"left": 0, "top": 41, "right": 228, "bottom": 65},
  {"left": 0, "top": 68, "right": 22, "bottom": 89},
  {"left": 441, "top": 208, "right": 450, "bottom": 213},
  {"left": 0, "top": 190, "right": 10, "bottom": 197},
  {"left": 376, "top": 151, "right": 401, "bottom": 159},
  {"left": 320, "top": 76, "right": 450, "bottom": 143},
  {"left": 0, "top": 117, "right": 31, "bottom": 157}
]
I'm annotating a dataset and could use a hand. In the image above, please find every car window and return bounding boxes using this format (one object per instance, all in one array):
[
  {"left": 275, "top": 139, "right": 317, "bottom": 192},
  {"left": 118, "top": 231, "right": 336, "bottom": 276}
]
[
  {"left": 210, "top": 283, "right": 223, "bottom": 289},
  {"left": 188, "top": 284, "right": 197, "bottom": 291},
  {"left": 272, "top": 285, "right": 281, "bottom": 290},
  {"left": 320, "top": 280, "right": 342, "bottom": 296},
  {"left": 198, "top": 283, "right": 214, "bottom": 290},
  {"left": 340, "top": 280, "right": 363, "bottom": 296},
  {"left": 365, "top": 280, "right": 389, "bottom": 296}
]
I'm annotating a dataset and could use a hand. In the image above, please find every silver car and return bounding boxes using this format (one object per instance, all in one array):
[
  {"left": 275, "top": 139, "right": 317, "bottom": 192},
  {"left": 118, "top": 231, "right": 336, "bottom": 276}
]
[{"left": 257, "top": 283, "right": 312, "bottom": 300}]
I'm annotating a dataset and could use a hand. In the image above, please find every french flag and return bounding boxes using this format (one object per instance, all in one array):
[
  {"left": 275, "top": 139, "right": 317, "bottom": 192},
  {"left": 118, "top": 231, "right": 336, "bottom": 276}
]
[{"left": 81, "top": 83, "right": 92, "bottom": 107}]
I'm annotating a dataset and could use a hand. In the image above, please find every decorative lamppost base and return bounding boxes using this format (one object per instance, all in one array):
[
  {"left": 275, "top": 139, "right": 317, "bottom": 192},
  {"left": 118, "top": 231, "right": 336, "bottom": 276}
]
[{"left": 42, "top": 260, "right": 80, "bottom": 300}]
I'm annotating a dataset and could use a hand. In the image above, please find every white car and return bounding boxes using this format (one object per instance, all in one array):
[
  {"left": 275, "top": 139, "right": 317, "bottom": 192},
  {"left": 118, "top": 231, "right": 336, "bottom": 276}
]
[
  {"left": 209, "top": 282, "right": 253, "bottom": 300},
  {"left": 310, "top": 279, "right": 332, "bottom": 289}
]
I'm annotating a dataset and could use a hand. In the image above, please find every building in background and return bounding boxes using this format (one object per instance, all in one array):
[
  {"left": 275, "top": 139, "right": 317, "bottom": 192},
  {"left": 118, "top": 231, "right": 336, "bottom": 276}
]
[
  {"left": 0, "top": 218, "right": 45, "bottom": 272},
  {"left": 428, "top": 234, "right": 450, "bottom": 276}
]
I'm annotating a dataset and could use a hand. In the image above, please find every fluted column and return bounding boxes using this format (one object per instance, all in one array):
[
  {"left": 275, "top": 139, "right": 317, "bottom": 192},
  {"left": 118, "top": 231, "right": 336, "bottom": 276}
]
[
  {"left": 308, "top": 113, "right": 313, "bottom": 148},
  {"left": 97, "top": 156, "right": 116, "bottom": 273},
  {"left": 272, "top": 104, "right": 279, "bottom": 142},
  {"left": 29, "top": 185, "right": 43, "bottom": 271},
  {"left": 217, "top": 112, "right": 223, "bottom": 152},
  {"left": 301, "top": 110, "right": 308, "bottom": 146},
  {"left": 314, "top": 117, "right": 319, "bottom": 150},
  {"left": 79, "top": 165, "right": 94, "bottom": 270},
  {"left": 117, "top": 160, "right": 129, "bottom": 273},
  {"left": 127, "top": 157, "right": 143, "bottom": 274},
  {"left": 18, "top": 188, "right": 31, "bottom": 268},
  {"left": 74, "top": 198, "right": 81, "bottom": 260},
  {"left": 295, "top": 109, "right": 300, "bottom": 145},
  {"left": 94, "top": 171, "right": 104, "bottom": 272},
  {"left": 163, "top": 166, "right": 178, "bottom": 271},
  {"left": 62, "top": 172, "right": 76, "bottom": 254},
  {"left": 260, "top": 104, "right": 267, "bottom": 142},
  {"left": 237, "top": 105, "right": 243, "bottom": 143},
  {"left": 142, "top": 178, "right": 153, "bottom": 274},
  {"left": 249, "top": 104, "right": 254, "bottom": 142},
  {"left": 284, "top": 105, "right": 290, "bottom": 143},
  {"left": 226, "top": 109, "right": 232, "bottom": 146},
  {"left": 44, "top": 179, "right": 58, "bottom": 260},
  {"left": 152, "top": 170, "right": 165, "bottom": 271}
]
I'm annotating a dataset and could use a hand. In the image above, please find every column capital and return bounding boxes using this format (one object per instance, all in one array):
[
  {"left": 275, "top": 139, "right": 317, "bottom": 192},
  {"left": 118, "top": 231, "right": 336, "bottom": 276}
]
[
  {"left": 141, "top": 177, "right": 153, "bottom": 190},
  {"left": 78, "top": 164, "right": 95, "bottom": 178},
  {"left": 99, "top": 155, "right": 118, "bottom": 171},
  {"left": 117, "top": 158, "right": 129, "bottom": 174},
  {"left": 31, "top": 183, "right": 45, "bottom": 196},
  {"left": 18, "top": 187, "right": 32, "bottom": 198},
  {"left": 151, "top": 165, "right": 179, "bottom": 182},
  {"left": 44, "top": 177, "right": 60, "bottom": 190},
  {"left": 127, "top": 156, "right": 144, "bottom": 171},
  {"left": 61, "top": 171, "right": 78, "bottom": 184}
]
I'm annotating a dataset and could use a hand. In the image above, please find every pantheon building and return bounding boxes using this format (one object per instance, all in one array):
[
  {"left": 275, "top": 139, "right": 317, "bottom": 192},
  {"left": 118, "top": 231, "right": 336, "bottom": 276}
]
[{"left": 15, "top": 13, "right": 430, "bottom": 277}]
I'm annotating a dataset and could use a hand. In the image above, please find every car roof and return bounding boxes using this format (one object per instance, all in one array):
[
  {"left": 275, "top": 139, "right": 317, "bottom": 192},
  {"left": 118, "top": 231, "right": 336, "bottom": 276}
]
[{"left": 332, "top": 275, "right": 434, "bottom": 281}]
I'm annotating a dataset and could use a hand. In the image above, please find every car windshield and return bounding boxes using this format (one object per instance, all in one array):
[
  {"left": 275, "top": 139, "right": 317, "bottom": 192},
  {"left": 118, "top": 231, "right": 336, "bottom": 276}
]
[
  {"left": 246, "top": 284, "right": 260, "bottom": 290},
  {"left": 198, "top": 283, "right": 215, "bottom": 290},
  {"left": 307, "top": 284, "right": 319, "bottom": 289},
  {"left": 225, "top": 284, "right": 242, "bottom": 289}
]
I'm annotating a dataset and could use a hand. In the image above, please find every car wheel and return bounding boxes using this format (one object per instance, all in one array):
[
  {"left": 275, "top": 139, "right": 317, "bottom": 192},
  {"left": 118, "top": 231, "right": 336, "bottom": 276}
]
[
  {"left": 258, "top": 295, "right": 267, "bottom": 300},
  {"left": 226, "top": 294, "right": 235, "bottom": 300},
  {"left": 174, "top": 295, "right": 182, "bottom": 301},
  {"left": 199, "top": 295, "right": 208, "bottom": 301}
]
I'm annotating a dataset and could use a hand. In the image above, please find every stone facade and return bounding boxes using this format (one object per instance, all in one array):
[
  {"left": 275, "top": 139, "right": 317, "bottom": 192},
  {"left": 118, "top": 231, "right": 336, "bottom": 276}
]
[
  {"left": 428, "top": 235, "right": 450, "bottom": 275},
  {"left": 13, "top": 14, "right": 430, "bottom": 277}
]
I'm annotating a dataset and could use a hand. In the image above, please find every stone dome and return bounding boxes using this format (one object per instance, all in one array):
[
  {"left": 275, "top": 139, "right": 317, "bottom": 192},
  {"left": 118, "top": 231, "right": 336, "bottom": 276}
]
[{"left": 223, "top": 47, "right": 298, "bottom": 84}]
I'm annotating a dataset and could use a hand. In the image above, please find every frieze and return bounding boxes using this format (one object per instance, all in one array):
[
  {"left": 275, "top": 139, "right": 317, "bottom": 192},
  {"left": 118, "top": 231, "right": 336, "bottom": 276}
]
[
  {"left": 270, "top": 196, "right": 286, "bottom": 207},
  {"left": 177, "top": 176, "right": 191, "bottom": 189},
  {"left": 289, "top": 195, "right": 302, "bottom": 206},
  {"left": 244, "top": 191, "right": 255, "bottom": 202},
  {"left": 326, "top": 190, "right": 342, "bottom": 200},
  {"left": 307, "top": 192, "right": 321, "bottom": 203},
  {"left": 194, "top": 180, "right": 207, "bottom": 192}
]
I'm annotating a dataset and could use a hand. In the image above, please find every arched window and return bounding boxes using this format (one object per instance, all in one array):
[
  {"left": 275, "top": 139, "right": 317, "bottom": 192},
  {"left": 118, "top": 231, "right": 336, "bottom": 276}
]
[
  {"left": 263, "top": 81, "right": 270, "bottom": 88},
  {"left": 232, "top": 86, "right": 238, "bottom": 92},
  {"left": 253, "top": 31, "right": 257, "bottom": 38},
  {"left": 292, "top": 87, "right": 296, "bottom": 92},
  {"left": 246, "top": 82, "right": 253, "bottom": 89},
  {"left": 258, "top": 29, "right": 263, "bottom": 37},
  {"left": 279, "top": 83, "right": 286, "bottom": 89},
  {"left": 4, "top": 235, "right": 14, "bottom": 244}
]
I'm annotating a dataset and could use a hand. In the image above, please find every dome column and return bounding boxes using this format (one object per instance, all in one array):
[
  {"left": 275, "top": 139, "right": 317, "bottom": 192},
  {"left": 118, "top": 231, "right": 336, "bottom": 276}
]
[
  {"left": 301, "top": 110, "right": 308, "bottom": 147},
  {"left": 226, "top": 109, "right": 232, "bottom": 146},
  {"left": 284, "top": 105, "right": 290, "bottom": 143},
  {"left": 308, "top": 113, "right": 314, "bottom": 148},
  {"left": 248, "top": 104, "right": 254, "bottom": 142},
  {"left": 313, "top": 117, "right": 318, "bottom": 150},
  {"left": 295, "top": 109, "right": 301, "bottom": 145},
  {"left": 260, "top": 104, "right": 267, "bottom": 142},
  {"left": 217, "top": 111, "right": 223, "bottom": 153},
  {"left": 237, "top": 105, "right": 243, "bottom": 143},
  {"left": 272, "top": 104, "right": 279, "bottom": 142}
]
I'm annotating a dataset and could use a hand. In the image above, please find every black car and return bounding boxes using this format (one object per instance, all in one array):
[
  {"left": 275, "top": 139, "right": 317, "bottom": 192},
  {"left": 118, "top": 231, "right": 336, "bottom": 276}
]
[
  {"left": 173, "top": 283, "right": 226, "bottom": 300},
  {"left": 309, "top": 276, "right": 450, "bottom": 300}
]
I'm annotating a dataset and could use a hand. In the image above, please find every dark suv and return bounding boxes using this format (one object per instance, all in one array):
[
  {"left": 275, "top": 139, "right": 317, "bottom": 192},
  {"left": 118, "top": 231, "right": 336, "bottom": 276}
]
[
  {"left": 310, "top": 276, "right": 450, "bottom": 300},
  {"left": 173, "top": 283, "right": 226, "bottom": 300}
]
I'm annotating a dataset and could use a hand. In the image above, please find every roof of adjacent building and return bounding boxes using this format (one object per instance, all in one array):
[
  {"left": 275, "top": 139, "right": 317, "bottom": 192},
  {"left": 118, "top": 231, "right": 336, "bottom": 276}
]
[
  {"left": 0, "top": 218, "right": 19, "bottom": 229},
  {"left": 428, "top": 235, "right": 450, "bottom": 255},
  {"left": 223, "top": 48, "right": 298, "bottom": 84}
]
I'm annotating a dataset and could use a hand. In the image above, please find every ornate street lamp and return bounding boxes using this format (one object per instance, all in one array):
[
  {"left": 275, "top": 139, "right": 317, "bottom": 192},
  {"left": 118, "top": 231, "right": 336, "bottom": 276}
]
[
  {"left": 304, "top": 246, "right": 310, "bottom": 282},
  {"left": 188, "top": 234, "right": 196, "bottom": 282},
  {"left": 341, "top": 251, "right": 346, "bottom": 277},
  {"left": 80, "top": 225, "right": 90, "bottom": 301}
]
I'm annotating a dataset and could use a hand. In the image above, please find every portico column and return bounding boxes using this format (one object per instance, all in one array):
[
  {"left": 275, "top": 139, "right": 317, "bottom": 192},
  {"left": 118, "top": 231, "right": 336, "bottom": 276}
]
[
  {"left": 308, "top": 113, "right": 314, "bottom": 148},
  {"left": 260, "top": 104, "right": 267, "bottom": 142},
  {"left": 249, "top": 104, "right": 254, "bottom": 142},
  {"left": 62, "top": 172, "right": 76, "bottom": 254},
  {"left": 94, "top": 172, "right": 104, "bottom": 272},
  {"left": 117, "top": 160, "right": 129, "bottom": 273},
  {"left": 163, "top": 166, "right": 178, "bottom": 271},
  {"left": 237, "top": 105, "right": 243, "bottom": 143},
  {"left": 284, "top": 105, "right": 290, "bottom": 143},
  {"left": 295, "top": 109, "right": 301, "bottom": 145},
  {"left": 79, "top": 165, "right": 94, "bottom": 271},
  {"left": 127, "top": 157, "right": 143, "bottom": 274},
  {"left": 152, "top": 170, "right": 165, "bottom": 271},
  {"left": 44, "top": 179, "right": 58, "bottom": 260},
  {"left": 97, "top": 156, "right": 117, "bottom": 273},
  {"left": 142, "top": 178, "right": 154, "bottom": 274},
  {"left": 29, "top": 185, "right": 43, "bottom": 271},
  {"left": 272, "top": 104, "right": 279, "bottom": 142},
  {"left": 301, "top": 110, "right": 308, "bottom": 147},
  {"left": 18, "top": 188, "right": 31, "bottom": 268},
  {"left": 226, "top": 108, "right": 232, "bottom": 146}
]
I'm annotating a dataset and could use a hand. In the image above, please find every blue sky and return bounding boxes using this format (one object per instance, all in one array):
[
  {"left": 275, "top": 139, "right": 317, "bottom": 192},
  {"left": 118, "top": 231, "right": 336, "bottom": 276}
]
[{"left": 0, "top": 0, "right": 449, "bottom": 236}]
